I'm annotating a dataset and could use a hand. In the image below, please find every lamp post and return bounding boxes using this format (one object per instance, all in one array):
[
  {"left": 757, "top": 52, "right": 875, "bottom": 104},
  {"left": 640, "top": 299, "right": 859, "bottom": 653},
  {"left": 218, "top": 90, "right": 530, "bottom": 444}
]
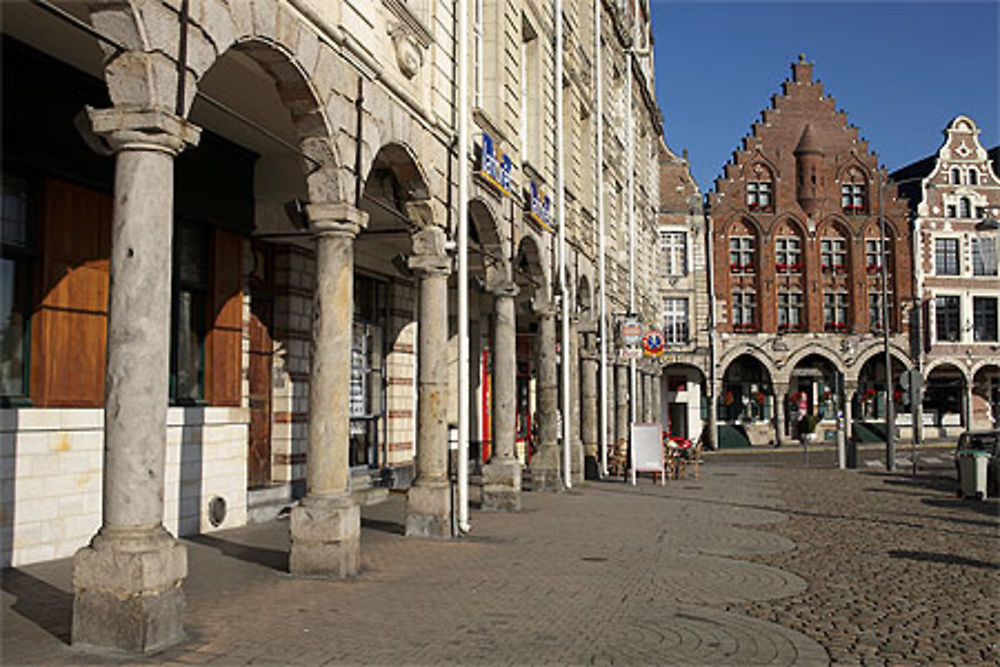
[{"left": 876, "top": 173, "right": 896, "bottom": 471}]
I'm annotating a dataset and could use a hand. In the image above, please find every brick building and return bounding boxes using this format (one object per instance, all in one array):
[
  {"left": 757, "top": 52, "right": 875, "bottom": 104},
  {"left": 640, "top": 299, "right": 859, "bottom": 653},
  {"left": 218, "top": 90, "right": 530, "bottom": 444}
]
[
  {"left": 707, "top": 56, "right": 913, "bottom": 447},
  {"left": 892, "top": 116, "right": 1000, "bottom": 435}
]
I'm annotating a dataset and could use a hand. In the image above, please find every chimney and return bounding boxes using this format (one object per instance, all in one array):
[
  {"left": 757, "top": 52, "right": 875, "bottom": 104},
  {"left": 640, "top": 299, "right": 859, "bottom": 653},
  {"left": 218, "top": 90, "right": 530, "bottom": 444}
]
[{"left": 792, "top": 54, "right": 813, "bottom": 84}]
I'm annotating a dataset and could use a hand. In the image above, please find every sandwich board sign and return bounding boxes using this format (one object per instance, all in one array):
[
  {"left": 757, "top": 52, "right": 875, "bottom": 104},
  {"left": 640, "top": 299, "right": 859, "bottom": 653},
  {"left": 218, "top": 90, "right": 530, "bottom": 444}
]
[{"left": 630, "top": 422, "right": 665, "bottom": 486}]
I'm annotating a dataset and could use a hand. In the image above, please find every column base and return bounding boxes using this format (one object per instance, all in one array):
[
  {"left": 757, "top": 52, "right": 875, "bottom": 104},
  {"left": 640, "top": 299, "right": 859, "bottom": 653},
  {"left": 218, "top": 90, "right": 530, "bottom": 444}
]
[
  {"left": 530, "top": 442, "right": 564, "bottom": 492},
  {"left": 289, "top": 495, "right": 360, "bottom": 578},
  {"left": 405, "top": 480, "right": 451, "bottom": 538},
  {"left": 584, "top": 452, "right": 600, "bottom": 480},
  {"left": 72, "top": 526, "right": 187, "bottom": 655},
  {"left": 481, "top": 459, "right": 522, "bottom": 511},
  {"left": 571, "top": 438, "right": 585, "bottom": 484}
]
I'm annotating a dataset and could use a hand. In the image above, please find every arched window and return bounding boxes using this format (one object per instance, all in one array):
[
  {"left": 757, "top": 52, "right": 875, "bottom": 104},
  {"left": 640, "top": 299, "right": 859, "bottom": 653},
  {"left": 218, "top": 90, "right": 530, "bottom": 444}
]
[
  {"left": 951, "top": 168, "right": 962, "bottom": 185},
  {"left": 969, "top": 170, "right": 979, "bottom": 185},
  {"left": 960, "top": 198, "right": 971, "bottom": 218},
  {"left": 840, "top": 168, "right": 867, "bottom": 214},
  {"left": 746, "top": 164, "right": 774, "bottom": 212}
]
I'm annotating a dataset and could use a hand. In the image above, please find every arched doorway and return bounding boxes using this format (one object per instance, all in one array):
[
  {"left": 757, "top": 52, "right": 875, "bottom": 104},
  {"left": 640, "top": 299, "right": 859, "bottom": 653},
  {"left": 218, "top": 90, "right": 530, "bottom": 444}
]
[
  {"left": 719, "top": 354, "right": 773, "bottom": 446},
  {"left": 855, "top": 353, "right": 908, "bottom": 442},
  {"left": 661, "top": 363, "right": 707, "bottom": 442},
  {"left": 922, "top": 362, "right": 969, "bottom": 437},
  {"left": 513, "top": 236, "right": 547, "bottom": 464},
  {"left": 788, "top": 354, "right": 841, "bottom": 438}
]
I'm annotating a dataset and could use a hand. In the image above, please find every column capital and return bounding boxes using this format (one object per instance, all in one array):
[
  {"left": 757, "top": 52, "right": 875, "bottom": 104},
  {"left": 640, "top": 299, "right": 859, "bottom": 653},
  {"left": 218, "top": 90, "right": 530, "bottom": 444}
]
[
  {"left": 307, "top": 203, "right": 369, "bottom": 237},
  {"left": 87, "top": 106, "right": 200, "bottom": 155},
  {"left": 403, "top": 198, "right": 446, "bottom": 228},
  {"left": 487, "top": 279, "right": 519, "bottom": 298},
  {"left": 532, "top": 300, "right": 557, "bottom": 318},
  {"left": 409, "top": 226, "right": 452, "bottom": 277}
]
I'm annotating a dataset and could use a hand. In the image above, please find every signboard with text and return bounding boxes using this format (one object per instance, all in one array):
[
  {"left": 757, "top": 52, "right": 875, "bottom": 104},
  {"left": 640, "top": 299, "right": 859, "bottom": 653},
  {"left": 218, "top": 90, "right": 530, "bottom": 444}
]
[{"left": 477, "top": 132, "right": 515, "bottom": 197}]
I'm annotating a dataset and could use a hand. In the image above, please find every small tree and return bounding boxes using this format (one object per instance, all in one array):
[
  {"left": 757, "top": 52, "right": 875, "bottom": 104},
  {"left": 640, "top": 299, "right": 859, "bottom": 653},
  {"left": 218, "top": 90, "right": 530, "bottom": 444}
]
[{"left": 798, "top": 413, "right": 821, "bottom": 435}]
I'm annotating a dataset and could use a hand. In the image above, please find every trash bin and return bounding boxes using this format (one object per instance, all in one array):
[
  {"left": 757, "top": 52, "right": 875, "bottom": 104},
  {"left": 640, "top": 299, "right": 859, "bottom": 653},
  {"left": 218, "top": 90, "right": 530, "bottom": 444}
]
[{"left": 957, "top": 450, "right": 990, "bottom": 500}]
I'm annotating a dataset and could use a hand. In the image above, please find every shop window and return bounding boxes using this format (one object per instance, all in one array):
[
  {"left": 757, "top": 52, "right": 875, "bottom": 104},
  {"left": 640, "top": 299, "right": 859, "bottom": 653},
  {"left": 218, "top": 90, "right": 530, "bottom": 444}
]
[
  {"left": 662, "top": 297, "right": 689, "bottom": 345},
  {"left": 935, "top": 295, "right": 961, "bottom": 342},
  {"left": 935, "top": 237, "right": 960, "bottom": 275},
  {"left": 350, "top": 275, "right": 388, "bottom": 469},
  {"left": 972, "top": 237, "right": 998, "bottom": 276},
  {"left": 171, "top": 224, "right": 210, "bottom": 404},
  {"left": 973, "top": 297, "right": 998, "bottom": 342},
  {"left": 1, "top": 176, "right": 31, "bottom": 404}
]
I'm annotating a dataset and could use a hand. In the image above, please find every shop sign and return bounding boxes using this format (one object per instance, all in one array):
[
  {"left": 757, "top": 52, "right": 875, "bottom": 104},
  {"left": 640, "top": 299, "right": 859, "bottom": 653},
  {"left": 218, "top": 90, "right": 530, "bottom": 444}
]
[
  {"left": 619, "top": 347, "right": 642, "bottom": 359},
  {"left": 641, "top": 330, "right": 664, "bottom": 357},
  {"left": 478, "top": 132, "right": 514, "bottom": 197},
  {"left": 620, "top": 318, "right": 642, "bottom": 346},
  {"left": 524, "top": 180, "right": 554, "bottom": 232}
]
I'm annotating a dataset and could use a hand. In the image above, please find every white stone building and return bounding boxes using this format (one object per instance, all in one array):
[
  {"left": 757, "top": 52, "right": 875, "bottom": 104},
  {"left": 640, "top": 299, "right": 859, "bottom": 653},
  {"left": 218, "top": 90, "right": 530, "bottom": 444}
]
[{"left": 0, "top": 0, "right": 664, "bottom": 653}]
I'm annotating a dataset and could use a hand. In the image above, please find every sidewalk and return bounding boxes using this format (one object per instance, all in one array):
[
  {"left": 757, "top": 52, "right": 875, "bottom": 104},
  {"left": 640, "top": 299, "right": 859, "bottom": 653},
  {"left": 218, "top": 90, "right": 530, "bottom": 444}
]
[{"left": 3, "top": 457, "right": 997, "bottom": 665}]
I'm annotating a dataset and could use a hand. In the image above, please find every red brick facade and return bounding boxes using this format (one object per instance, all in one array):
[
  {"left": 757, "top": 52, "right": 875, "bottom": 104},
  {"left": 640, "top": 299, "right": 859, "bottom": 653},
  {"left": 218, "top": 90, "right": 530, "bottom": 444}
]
[{"left": 708, "top": 58, "right": 913, "bottom": 337}]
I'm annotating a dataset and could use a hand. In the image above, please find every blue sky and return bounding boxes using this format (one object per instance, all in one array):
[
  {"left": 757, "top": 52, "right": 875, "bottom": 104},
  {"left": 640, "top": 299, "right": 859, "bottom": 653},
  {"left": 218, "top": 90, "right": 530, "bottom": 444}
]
[{"left": 651, "top": 0, "right": 1000, "bottom": 192}]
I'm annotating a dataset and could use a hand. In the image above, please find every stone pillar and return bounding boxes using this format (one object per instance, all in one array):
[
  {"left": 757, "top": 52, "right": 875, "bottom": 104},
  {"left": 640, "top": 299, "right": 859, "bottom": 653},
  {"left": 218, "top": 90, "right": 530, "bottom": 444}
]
[
  {"left": 962, "top": 380, "right": 973, "bottom": 430},
  {"left": 774, "top": 382, "right": 788, "bottom": 447},
  {"left": 569, "top": 317, "right": 584, "bottom": 483},
  {"left": 844, "top": 381, "right": 857, "bottom": 441},
  {"left": 532, "top": 303, "right": 564, "bottom": 491},
  {"left": 72, "top": 108, "right": 200, "bottom": 654},
  {"left": 644, "top": 372, "right": 654, "bottom": 422},
  {"left": 651, "top": 369, "right": 661, "bottom": 426},
  {"left": 707, "top": 380, "right": 720, "bottom": 450},
  {"left": 580, "top": 333, "right": 600, "bottom": 479},
  {"left": 605, "top": 359, "right": 617, "bottom": 466},
  {"left": 405, "top": 224, "right": 452, "bottom": 537},
  {"left": 289, "top": 203, "right": 368, "bottom": 577},
  {"left": 615, "top": 362, "right": 630, "bottom": 450},
  {"left": 482, "top": 281, "right": 522, "bottom": 511}
]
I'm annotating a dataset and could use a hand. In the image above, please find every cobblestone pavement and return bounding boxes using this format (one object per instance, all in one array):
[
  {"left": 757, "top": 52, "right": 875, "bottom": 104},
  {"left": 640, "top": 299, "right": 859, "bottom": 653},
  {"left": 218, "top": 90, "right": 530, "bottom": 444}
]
[{"left": 2, "top": 449, "right": 996, "bottom": 666}]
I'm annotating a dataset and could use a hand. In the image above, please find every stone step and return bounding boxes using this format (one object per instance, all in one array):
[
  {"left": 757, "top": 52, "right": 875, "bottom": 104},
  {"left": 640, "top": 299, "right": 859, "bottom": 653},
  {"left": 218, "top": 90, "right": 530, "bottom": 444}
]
[{"left": 247, "top": 483, "right": 296, "bottom": 524}]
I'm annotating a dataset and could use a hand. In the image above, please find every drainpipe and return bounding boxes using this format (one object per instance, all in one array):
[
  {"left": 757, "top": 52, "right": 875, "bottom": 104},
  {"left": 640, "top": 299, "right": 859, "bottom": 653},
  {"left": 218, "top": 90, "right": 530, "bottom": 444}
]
[
  {"left": 556, "top": 0, "right": 571, "bottom": 489},
  {"left": 457, "top": 0, "right": 470, "bottom": 532},
  {"left": 595, "top": 0, "right": 608, "bottom": 477}
]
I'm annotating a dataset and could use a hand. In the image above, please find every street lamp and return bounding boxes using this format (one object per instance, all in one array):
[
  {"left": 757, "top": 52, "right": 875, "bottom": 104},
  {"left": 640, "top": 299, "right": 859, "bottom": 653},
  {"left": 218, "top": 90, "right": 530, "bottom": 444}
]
[{"left": 876, "top": 172, "right": 896, "bottom": 471}]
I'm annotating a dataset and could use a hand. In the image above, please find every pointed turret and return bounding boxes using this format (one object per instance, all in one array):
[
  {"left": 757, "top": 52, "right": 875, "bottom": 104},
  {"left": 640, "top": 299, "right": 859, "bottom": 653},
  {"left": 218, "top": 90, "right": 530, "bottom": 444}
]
[{"left": 795, "top": 124, "right": 824, "bottom": 215}]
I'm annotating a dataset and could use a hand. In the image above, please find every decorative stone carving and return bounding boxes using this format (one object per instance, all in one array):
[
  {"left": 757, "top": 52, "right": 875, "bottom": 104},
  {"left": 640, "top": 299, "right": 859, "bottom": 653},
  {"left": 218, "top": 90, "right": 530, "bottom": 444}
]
[{"left": 389, "top": 23, "right": 424, "bottom": 79}]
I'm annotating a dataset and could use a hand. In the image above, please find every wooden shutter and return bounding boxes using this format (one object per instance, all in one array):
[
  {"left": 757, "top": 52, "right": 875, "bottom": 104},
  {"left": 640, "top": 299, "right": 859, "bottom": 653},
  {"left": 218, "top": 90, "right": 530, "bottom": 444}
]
[
  {"left": 206, "top": 228, "right": 243, "bottom": 406},
  {"left": 30, "top": 178, "right": 111, "bottom": 407}
]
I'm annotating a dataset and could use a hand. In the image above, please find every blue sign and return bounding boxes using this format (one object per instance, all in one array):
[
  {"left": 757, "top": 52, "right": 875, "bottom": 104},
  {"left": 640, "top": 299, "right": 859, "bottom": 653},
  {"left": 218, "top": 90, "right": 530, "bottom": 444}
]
[
  {"left": 478, "top": 133, "right": 514, "bottom": 196},
  {"left": 525, "top": 179, "right": 554, "bottom": 232}
]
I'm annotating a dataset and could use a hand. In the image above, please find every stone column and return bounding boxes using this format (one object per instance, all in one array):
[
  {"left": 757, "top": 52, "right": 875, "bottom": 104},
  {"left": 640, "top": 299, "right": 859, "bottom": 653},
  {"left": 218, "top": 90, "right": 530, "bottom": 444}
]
[
  {"left": 580, "top": 333, "right": 600, "bottom": 479},
  {"left": 708, "top": 380, "right": 721, "bottom": 449},
  {"left": 482, "top": 281, "right": 522, "bottom": 511},
  {"left": 405, "top": 225, "right": 452, "bottom": 537},
  {"left": 605, "top": 359, "right": 617, "bottom": 466},
  {"left": 651, "top": 369, "right": 662, "bottom": 426},
  {"left": 615, "top": 362, "right": 630, "bottom": 450},
  {"left": 644, "top": 372, "right": 654, "bottom": 422},
  {"left": 569, "top": 317, "right": 584, "bottom": 483},
  {"left": 774, "top": 382, "right": 788, "bottom": 447},
  {"left": 532, "top": 303, "right": 564, "bottom": 491},
  {"left": 72, "top": 108, "right": 200, "bottom": 654},
  {"left": 289, "top": 203, "right": 368, "bottom": 577},
  {"left": 844, "top": 380, "right": 857, "bottom": 442}
]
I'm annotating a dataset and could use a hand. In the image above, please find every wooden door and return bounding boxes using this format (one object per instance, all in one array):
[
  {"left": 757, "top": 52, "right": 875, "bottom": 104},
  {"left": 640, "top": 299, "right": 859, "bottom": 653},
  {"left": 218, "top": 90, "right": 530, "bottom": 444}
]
[{"left": 247, "top": 243, "right": 273, "bottom": 488}]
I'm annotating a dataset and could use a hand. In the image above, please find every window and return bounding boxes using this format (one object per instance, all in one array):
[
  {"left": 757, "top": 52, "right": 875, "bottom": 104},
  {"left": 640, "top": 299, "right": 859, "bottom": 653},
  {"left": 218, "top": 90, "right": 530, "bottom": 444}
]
[
  {"left": 821, "top": 238, "right": 848, "bottom": 272},
  {"left": 171, "top": 223, "right": 210, "bottom": 404},
  {"left": 970, "top": 170, "right": 979, "bottom": 185},
  {"left": 823, "top": 291, "right": 848, "bottom": 331},
  {"left": 729, "top": 236, "right": 755, "bottom": 274},
  {"left": 951, "top": 168, "right": 961, "bottom": 184},
  {"left": 520, "top": 17, "right": 540, "bottom": 166},
  {"left": 746, "top": 181, "right": 773, "bottom": 212},
  {"left": 732, "top": 291, "right": 756, "bottom": 330},
  {"left": 662, "top": 298, "right": 689, "bottom": 345},
  {"left": 777, "top": 291, "right": 803, "bottom": 330},
  {"left": 935, "top": 237, "right": 960, "bottom": 275},
  {"left": 935, "top": 295, "right": 961, "bottom": 342},
  {"left": 1, "top": 176, "right": 31, "bottom": 402},
  {"left": 841, "top": 183, "right": 866, "bottom": 214},
  {"left": 775, "top": 237, "right": 802, "bottom": 273},
  {"left": 972, "top": 237, "right": 998, "bottom": 276},
  {"left": 869, "top": 292, "right": 893, "bottom": 330},
  {"left": 866, "top": 238, "right": 892, "bottom": 274},
  {"left": 960, "top": 198, "right": 971, "bottom": 218},
  {"left": 947, "top": 205, "right": 957, "bottom": 218},
  {"left": 974, "top": 297, "right": 998, "bottom": 342},
  {"left": 660, "top": 230, "right": 688, "bottom": 276}
]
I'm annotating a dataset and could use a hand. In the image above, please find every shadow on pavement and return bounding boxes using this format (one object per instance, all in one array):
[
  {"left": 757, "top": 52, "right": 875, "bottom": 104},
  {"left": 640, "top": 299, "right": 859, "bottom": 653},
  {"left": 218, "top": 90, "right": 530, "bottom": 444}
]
[
  {"left": 887, "top": 550, "right": 1000, "bottom": 570},
  {"left": 361, "top": 517, "right": 405, "bottom": 535},
  {"left": 921, "top": 497, "right": 1000, "bottom": 519},
  {"left": 0, "top": 568, "right": 72, "bottom": 644},
  {"left": 186, "top": 533, "right": 288, "bottom": 571}
]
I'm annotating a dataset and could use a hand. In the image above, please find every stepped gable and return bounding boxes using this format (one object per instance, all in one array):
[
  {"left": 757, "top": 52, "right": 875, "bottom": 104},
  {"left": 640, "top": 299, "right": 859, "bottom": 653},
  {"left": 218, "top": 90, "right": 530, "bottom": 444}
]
[{"left": 708, "top": 55, "right": 909, "bottom": 234}]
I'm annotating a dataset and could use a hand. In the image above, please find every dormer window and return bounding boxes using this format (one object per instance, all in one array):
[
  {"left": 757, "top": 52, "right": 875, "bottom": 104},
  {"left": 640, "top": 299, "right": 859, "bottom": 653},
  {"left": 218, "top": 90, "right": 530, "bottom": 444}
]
[
  {"left": 951, "top": 168, "right": 962, "bottom": 184},
  {"left": 746, "top": 164, "right": 774, "bottom": 212},
  {"left": 969, "top": 170, "right": 979, "bottom": 185}
]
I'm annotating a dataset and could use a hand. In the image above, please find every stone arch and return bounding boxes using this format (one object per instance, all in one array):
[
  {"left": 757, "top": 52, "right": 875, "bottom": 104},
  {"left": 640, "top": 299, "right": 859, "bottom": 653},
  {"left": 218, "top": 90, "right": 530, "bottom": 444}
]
[
  {"left": 817, "top": 216, "right": 854, "bottom": 242},
  {"left": 90, "top": 2, "right": 350, "bottom": 204},
  {"left": 780, "top": 346, "right": 846, "bottom": 384},
  {"left": 770, "top": 214, "right": 808, "bottom": 241},
  {"left": 717, "top": 346, "right": 779, "bottom": 381},
  {"left": 515, "top": 235, "right": 548, "bottom": 302},
  {"left": 363, "top": 141, "right": 431, "bottom": 210},
  {"left": 849, "top": 345, "right": 910, "bottom": 384},
  {"left": 469, "top": 197, "right": 506, "bottom": 285},
  {"left": 924, "top": 359, "right": 970, "bottom": 382}
]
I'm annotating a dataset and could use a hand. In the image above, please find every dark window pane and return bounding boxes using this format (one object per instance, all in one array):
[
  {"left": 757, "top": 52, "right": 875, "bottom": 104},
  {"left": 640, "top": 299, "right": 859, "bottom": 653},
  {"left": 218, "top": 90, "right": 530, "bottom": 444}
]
[{"left": 974, "top": 297, "right": 998, "bottom": 342}]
